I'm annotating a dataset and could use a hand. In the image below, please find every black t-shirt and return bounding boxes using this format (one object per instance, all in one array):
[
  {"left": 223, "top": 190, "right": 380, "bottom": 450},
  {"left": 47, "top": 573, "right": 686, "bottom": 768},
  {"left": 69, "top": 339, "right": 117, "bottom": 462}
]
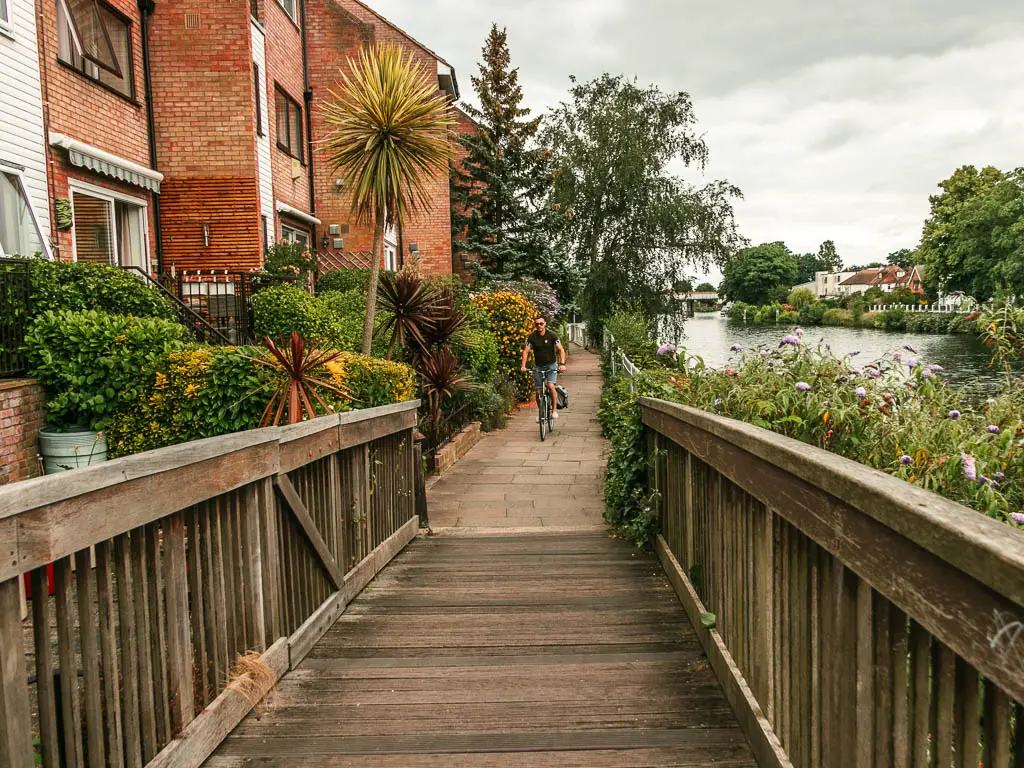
[{"left": 527, "top": 331, "right": 560, "bottom": 366}]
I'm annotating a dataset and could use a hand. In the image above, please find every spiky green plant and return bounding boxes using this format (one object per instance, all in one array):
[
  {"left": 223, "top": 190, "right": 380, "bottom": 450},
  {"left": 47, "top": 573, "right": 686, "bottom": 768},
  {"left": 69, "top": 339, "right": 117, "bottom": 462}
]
[{"left": 319, "top": 43, "right": 454, "bottom": 355}]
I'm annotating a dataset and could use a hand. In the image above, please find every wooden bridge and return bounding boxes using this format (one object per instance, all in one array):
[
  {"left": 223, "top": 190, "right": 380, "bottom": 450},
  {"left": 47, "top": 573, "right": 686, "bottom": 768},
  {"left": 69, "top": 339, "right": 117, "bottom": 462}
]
[{"left": 2, "top": 349, "right": 1023, "bottom": 767}]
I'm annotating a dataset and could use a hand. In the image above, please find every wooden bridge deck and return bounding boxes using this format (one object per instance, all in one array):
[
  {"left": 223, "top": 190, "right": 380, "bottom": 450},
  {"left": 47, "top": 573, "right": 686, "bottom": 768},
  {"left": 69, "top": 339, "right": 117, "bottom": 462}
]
[
  {"left": 208, "top": 349, "right": 755, "bottom": 766},
  {"left": 208, "top": 533, "right": 755, "bottom": 766}
]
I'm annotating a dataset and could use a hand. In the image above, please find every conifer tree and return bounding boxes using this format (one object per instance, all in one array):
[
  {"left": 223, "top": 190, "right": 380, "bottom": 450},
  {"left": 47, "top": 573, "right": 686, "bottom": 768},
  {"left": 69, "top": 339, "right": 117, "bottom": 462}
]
[{"left": 451, "top": 25, "right": 563, "bottom": 287}]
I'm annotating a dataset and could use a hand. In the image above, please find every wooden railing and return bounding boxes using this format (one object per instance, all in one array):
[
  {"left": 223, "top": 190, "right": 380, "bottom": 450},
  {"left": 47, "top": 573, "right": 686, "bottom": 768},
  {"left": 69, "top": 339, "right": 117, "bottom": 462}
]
[
  {"left": 641, "top": 397, "right": 1024, "bottom": 768},
  {"left": 0, "top": 400, "right": 420, "bottom": 767}
]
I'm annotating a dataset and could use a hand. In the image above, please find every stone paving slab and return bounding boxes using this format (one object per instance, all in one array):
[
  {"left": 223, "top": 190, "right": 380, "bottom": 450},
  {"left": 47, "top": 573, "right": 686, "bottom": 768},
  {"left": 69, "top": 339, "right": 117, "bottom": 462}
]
[{"left": 427, "top": 346, "right": 607, "bottom": 530}]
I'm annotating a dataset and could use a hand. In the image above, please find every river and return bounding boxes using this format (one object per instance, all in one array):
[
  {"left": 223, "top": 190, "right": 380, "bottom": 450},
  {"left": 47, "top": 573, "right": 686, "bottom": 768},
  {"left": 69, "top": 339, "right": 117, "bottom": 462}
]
[{"left": 671, "top": 313, "right": 1007, "bottom": 394}]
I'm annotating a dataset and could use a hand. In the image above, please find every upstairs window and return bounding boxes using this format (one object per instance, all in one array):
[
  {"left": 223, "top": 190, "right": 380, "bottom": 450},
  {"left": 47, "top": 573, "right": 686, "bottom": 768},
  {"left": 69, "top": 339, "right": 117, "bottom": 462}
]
[
  {"left": 254, "top": 63, "right": 263, "bottom": 136},
  {"left": 280, "top": 223, "right": 308, "bottom": 247},
  {"left": 57, "top": 0, "right": 134, "bottom": 99},
  {"left": 0, "top": 171, "right": 46, "bottom": 258},
  {"left": 277, "top": 0, "right": 297, "bottom": 24},
  {"left": 0, "top": 0, "right": 10, "bottom": 35},
  {"left": 275, "top": 86, "right": 303, "bottom": 162}
]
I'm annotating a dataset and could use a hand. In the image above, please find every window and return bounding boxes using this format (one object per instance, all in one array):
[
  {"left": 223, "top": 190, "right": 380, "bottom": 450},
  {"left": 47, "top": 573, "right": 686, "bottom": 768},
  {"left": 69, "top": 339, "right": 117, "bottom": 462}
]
[
  {"left": 57, "top": 0, "right": 134, "bottom": 99},
  {"left": 275, "top": 86, "right": 303, "bottom": 161},
  {"left": 254, "top": 63, "right": 263, "bottom": 136},
  {"left": 384, "top": 244, "right": 397, "bottom": 272},
  {"left": 261, "top": 215, "right": 269, "bottom": 252},
  {"left": 280, "top": 223, "right": 308, "bottom": 247},
  {"left": 0, "top": 172, "right": 46, "bottom": 257},
  {"left": 0, "top": 0, "right": 10, "bottom": 35},
  {"left": 277, "top": 0, "right": 297, "bottom": 24},
  {"left": 70, "top": 187, "right": 147, "bottom": 270}
]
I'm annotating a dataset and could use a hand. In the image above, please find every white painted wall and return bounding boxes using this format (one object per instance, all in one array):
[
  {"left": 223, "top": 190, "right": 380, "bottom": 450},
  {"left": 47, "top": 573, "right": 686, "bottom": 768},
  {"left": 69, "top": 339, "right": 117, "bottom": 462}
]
[
  {"left": 252, "top": 20, "right": 274, "bottom": 250},
  {"left": 0, "top": 0, "right": 52, "bottom": 253}
]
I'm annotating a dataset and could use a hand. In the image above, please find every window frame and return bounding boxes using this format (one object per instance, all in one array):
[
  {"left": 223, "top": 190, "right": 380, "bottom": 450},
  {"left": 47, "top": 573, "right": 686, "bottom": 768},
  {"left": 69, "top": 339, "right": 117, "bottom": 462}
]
[
  {"left": 57, "top": 0, "right": 136, "bottom": 102},
  {"left": 67, "top": 179, "right": 149, "bottom": 271},
  {"left": 0, "top": 0, "right": 12, "bottom": 38},
  {"left": 280, "top": 222, "right": 309, "bottom": 247},
  {"left": 0, "top": 163, "right": 51, "bottom": 259},
  {"left": 274, "top": 85, "right": 304, "bottom": 163},
  {"left": 254, "top": 62, "right": 264, "bottom": 137},
  {"left": 276, "top": 0, "right": 298, "bottom": 26}
]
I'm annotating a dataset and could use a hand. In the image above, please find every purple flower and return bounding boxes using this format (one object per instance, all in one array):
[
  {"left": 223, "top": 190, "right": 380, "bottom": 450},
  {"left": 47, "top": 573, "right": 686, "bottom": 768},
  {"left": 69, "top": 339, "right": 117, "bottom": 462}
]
[
  {"left": 796, "top": 382, "right": 812, "bottom": 392},
  {"left": 795, "top": 327, "right": 805, "bottom": 336},
  {"left": 900, "top": 455, "right": 913, "bottom": 465},
  {"left": 869, "top": 369, "right": 882, "bottom": 378},
  {"left": 1013, "top": 512, "right": 1024, "bottom": 526},
  {"left": 823, "top": 401, "right": 830, "bottom": 407},
  {"left": 979, "top": 476, "right": 992, "bottom": 486},
  {"left": 995, "top": 472, "right": 1006, "bottom": 481},
  {"left": 961, "top": 454, "right": 977, "bottom": 481},
  {"left": 781, "top": 335, "right": 801, "bottom": 347},
  {"left": 657, "top": 343, "right": 677, "bottom": 356},
  {"left": 893, "top": 352, "right": 902, "bottom": 362},
  {"left": 848, "top": 350, "right": 861, "bottom": 357},
  {"left": 838, "top": 375, "right": 850, "bottom": 383},
  {"left": 714, "top": 398, "right": 723, "bottom": 407},
  {"left": 987, "top": 398, "right": 996, "bottom": 405},
  {"left": 907, "top": 358, "right": 918, "bottom": 369},
  {"left": 988, "top": 425, "right": 1001, "bottom": 435},
  {"left": 922, "top": 370, "right": 934, "bottom": 381},
  {"left": 855, "top": 387, "right": 867, "bottom": 399},
  {"left": 730, "top": 344, "right": 742, "bottom": 352},
  {"left": 904, "top": 344, "right": 917, "bottom": 353},
  {"left": 928, "top": 364, "right": 945, "bottom": 373},
  {"left": 948, "top": 410, "right": 961, "bottom": 420}
]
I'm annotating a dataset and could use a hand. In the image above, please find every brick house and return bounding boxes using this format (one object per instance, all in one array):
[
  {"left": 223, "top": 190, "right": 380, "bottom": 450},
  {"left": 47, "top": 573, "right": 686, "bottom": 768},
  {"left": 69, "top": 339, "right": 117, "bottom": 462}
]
[
  {"left": 839, "top": 265, "right": 926, "bottom": 296},
  {"left": 35, "top": 0, "right": 162, "bottom": 269},
  {"left": 450, "top": 103, "right": 482, "bottom": 282},
  {"left": 306, "top": 0, "right": 460, "bottom": 276}
]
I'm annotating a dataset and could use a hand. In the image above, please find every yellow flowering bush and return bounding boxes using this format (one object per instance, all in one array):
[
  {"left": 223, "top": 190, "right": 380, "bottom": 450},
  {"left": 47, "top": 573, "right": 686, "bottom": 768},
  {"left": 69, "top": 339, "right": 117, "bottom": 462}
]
[
  {"left": 325, "top": 352, "right": 415, "bottom": 410},
  {"left": 471, "top": 290, "right": 537, "bottom": 401}
]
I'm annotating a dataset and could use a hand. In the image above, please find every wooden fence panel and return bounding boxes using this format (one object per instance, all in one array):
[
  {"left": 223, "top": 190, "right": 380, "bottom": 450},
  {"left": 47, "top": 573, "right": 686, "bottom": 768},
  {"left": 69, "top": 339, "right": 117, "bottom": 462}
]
[
  {"left": 643, "top": 397, "right": 1024, "bottom": 768},
  {"left": 0, "top": 402, "right": 420, "bottom": 766}
]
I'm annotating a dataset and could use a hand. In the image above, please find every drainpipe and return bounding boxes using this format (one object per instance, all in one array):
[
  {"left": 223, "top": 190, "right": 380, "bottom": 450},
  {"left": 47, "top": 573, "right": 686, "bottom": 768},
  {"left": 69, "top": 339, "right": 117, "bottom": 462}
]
[
  {"left": 300, "top": 0, "right": 317, "bottom": 251},
  {"left": 139, "top": 0, "right": 164, "bottom": 274}
]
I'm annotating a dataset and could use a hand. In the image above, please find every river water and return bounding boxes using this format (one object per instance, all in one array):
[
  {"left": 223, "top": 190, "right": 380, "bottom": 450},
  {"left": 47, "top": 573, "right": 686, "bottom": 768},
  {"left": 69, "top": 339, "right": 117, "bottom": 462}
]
[{"left": 671, "top": 314, "right": 1006, "bottom": 394}]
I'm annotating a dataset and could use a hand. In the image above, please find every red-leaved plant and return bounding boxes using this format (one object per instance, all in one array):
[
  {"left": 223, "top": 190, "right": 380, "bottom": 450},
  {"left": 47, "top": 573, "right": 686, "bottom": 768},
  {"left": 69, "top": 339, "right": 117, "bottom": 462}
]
[{"left": 243, "top": 332, "right": 350, "bottom": 426}]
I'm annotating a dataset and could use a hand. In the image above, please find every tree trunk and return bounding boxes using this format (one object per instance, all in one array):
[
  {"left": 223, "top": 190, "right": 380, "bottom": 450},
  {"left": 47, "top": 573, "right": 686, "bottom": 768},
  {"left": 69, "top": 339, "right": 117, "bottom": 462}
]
[{"left": 361, "top": 211, "right": 386, "bottom": 355}]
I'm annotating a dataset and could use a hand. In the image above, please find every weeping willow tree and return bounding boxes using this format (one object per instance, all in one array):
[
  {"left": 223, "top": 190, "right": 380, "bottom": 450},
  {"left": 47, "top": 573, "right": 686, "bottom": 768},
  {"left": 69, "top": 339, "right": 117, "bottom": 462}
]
[
  {"left": 320, "top": 44, "right": 454, "bottom": 354},
  {"left": 544, "top": 74, "right": 743, "bottom": 339}
]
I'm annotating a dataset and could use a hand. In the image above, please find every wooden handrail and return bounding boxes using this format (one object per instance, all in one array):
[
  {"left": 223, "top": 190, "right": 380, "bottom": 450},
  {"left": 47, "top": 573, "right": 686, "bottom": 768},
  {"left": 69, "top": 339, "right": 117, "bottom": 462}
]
[
  {"left": 0, "top": 400, "right": 421, "bottom": 767},
  {"left": 641, "top": 397, "right": 1024, "bottom": 768}
]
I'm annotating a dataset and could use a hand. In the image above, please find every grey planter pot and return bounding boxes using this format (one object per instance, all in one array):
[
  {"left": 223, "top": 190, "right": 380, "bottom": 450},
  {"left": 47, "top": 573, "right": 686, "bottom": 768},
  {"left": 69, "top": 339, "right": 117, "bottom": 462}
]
[{"left": 39, "top": 426, "right": 108, "bottom": 474}]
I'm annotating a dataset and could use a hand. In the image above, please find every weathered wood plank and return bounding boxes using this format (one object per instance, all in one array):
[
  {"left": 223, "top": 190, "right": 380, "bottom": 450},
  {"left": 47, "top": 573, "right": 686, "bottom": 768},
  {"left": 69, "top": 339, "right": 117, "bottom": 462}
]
[
  {"left": 54, "top": 556, "right": 85, "bottom": 767},
  {"left": 29, "top": 567, "right": 60, "bottom": 767},
  {"left": 165, "top": 513, "right": 195, "bottom": 732},
  {"left": 0, "top": 577, "right": 33, "bottom": 767},
  {"left": 115, "top": 533, "right": 144, "bottom": 768},
  {"left": 75, "top": 547, "right": 107, "bottom": 767},
  {"left": 95, "top": 539, "right": 126, "bottom": 767},
  {"left": 274, "top": 474, "right": 345, "bottom": 589}
]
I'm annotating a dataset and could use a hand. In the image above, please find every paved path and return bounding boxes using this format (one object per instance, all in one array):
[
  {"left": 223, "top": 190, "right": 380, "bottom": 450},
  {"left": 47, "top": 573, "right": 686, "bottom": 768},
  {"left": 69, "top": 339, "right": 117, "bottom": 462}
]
[{"left": 427, "top": 346, "right": 607, "bottom": 530}]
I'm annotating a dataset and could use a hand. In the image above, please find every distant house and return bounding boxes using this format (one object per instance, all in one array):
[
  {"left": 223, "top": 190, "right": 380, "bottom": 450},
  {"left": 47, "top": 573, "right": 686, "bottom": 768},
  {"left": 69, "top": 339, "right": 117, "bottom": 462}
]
[
  {"left": 814, "top": 271, "right": 857, "bottom": 298},
  {"left": 837, "top": 265, "right": 927, "bottom": 296}
]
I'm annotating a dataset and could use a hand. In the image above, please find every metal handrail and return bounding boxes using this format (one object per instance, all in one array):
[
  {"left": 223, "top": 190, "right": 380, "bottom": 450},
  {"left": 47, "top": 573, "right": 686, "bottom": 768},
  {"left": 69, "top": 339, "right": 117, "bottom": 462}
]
[
  {"left": 603, "top": 328, "right": 639, "bottom": 391},
  {"left": 119, "top": 266, "right": 232, "bottom": 345}
]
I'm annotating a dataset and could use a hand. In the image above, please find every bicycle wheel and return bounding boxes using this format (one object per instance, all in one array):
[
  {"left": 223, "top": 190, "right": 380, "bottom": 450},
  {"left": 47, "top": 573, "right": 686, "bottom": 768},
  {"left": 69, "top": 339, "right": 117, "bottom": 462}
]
[{"left": 538, "top": 391, "right": 548, "bottom": 441}]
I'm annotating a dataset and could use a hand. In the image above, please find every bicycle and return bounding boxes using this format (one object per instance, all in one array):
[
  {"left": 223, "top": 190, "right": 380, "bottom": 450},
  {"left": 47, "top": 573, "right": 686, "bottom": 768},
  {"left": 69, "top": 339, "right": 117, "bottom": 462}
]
[{"left": 535, "top": 371, "right": 555, "bottom": 441}]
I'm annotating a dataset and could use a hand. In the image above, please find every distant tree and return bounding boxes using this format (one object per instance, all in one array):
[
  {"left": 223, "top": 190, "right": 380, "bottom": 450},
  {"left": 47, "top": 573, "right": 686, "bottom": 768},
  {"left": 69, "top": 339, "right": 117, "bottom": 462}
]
[
  {"left": 719, "top": 242, "right": 800, "bottom": 305},
  {"left": 795, "top": 253, "right": 819, "bottom": 283},
  {"left": 887, "top": 248, "right": 917, "bottom": 270},
  {"left": 695, "top": 281, "right": 716, "bottom": 292},
  {"left": 451, "top": 25, "right": 563, "bottom": 288},
  {"left": 545, "top": 73, "right": 742, "bottom": 333},
  {"left": 919, "top": 165, "right": 1024, "bottom": 301},
  {"left": 787, "top": 287, "right": 817, "bottom": 308},
  {"left": 846, "top": 262, "right": 885, "bottom": 272},
  {"left": 673, "top": 277, "right": 694, "bottom": 292},
  {"left": 817, "top": 240, "right": 842, "bottom": 272}
]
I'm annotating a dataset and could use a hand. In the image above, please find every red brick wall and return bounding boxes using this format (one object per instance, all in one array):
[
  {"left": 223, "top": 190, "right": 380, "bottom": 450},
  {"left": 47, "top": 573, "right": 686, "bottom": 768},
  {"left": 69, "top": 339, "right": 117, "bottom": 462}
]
[
  {"left": 265, "top": 0, "right": 312, "bottom": 231},
  {"left": 306, "top": 0, "right": 453, "bottom": 275},
  {"left": 38, "top": 0, "right": 158, "bottom": 265},
  {"left": 451, "top": 107, "right": 479, "bottom": 282},
  {"left": 0, "top": 380, "right": 45, "bottom": 486}
]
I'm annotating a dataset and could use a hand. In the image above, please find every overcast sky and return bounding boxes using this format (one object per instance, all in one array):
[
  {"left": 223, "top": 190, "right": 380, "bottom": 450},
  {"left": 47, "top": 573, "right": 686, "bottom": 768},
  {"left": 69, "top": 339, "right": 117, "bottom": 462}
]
[{"left": 372, "top": 0, "right": 1024, "bottom": 284}]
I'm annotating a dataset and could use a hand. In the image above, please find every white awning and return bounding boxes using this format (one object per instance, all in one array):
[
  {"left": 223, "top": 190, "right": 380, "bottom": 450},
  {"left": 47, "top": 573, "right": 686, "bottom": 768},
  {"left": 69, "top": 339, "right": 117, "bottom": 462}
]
[
  {"left": 275, "top": 201, "right": 321, "bottom": 227},
  {"left": 49, "top": 132, "right": 163, "bottom": 193}
]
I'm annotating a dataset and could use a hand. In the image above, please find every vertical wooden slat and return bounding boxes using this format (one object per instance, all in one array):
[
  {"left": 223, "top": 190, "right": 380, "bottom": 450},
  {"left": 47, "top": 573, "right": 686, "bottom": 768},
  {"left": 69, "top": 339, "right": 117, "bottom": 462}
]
[
  {"left": 909, "top": 622, "right": 931, "bottom": 768},
  {"left": 243, "top": 482, "right": 267, "bottom": 652},
  {"left": 146, "top": 521, "right": 172, "bottom": 746},
  {"left": 164, "top": 512, "right": 195, "bottom": 732},
  {"left": 30, "top": 567, "right": 60, "bottom": 767},
  {"left": 75, "top": 547, "right": 107, "bottom": 767},
  {"left": 684, "top": 452, "right": 694, "bottom": 570},
  {"left": 855, "top": 580, "right": 874, "bottom": 768},
  {"left": 954, "top": 659, "right": 979, "bottom": 768},
  {"left": 891, "top": 604, "right": 910, "bottom": 768},
  {"left": 983, "top": 681, "right": 1010, "bottom": 768},
  {"left": 780, "top": 522, "right": 791, "bottom": 752},
  {"left": 54, "top": 556, "right": 85, "bottom": 767},
  {"left": 114, "top": 534, "right": 143, "bottom": 768},
  {"left": 835, "top": 561, "right": 859, "bottom": 768},
  {"left": 185, "top": 508, "right": 209, "bottom": 708},
  {"left": 224, "top": 494, "right": 244, "bottom": 658},
  {"left": 95, "top": 540, "right": 126, "bottom": 766},
  {"left": 0, "top": 577, "right": 33, "bottom": 768},
  {"left": 258, "top": 477, "right": 282, "bottom": 642},
  {"left": 212, "top": 501, "right": 232, "bottom": 674},
  {"left": 874, "top": 593, "right": 893, "bottom": 768},
  {"left": 810, "top": 543, "right": 822, "bottom": 768},
  {"left": 934, "top": 643, "right": 955, "bottom": 768},
  {"left": 763, "top": 506, "right": 776, "bottom": 726},
  {"left": 130, "top": 528, "right": 157, "bottom": 762},
  {"left": 201, "top": 504, "right": 223, "bottom": 698}
]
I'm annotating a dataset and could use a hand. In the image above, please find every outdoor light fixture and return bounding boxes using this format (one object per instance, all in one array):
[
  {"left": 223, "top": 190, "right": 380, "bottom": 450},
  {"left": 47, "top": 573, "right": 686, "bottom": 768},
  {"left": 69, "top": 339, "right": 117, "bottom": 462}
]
[
  {"left": 334, "top": 178, "right": 344, "bottom": 191},
  {"left": 202, "top": 223, "right": 210, "bottom": 247},
  {"left": 321, "top": 235, "right": 330, "bottom": 250}
]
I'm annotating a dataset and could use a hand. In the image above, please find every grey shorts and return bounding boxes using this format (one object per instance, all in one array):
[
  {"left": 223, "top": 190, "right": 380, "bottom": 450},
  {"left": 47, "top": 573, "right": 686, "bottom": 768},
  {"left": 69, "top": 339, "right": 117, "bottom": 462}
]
[{"left": 533, "top": 363, "right": 558, "bottom": 388}]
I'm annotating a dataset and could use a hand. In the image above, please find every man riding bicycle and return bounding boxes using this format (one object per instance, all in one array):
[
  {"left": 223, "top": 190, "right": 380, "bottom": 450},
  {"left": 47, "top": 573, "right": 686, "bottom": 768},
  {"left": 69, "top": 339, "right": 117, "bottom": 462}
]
[{"left": 521, "top": 316, "right": 566, "bottom": 421}]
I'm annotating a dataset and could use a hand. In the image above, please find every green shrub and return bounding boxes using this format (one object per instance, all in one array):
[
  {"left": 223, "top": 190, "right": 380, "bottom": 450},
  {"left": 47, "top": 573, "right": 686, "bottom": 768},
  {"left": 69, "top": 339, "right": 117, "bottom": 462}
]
[
  {"left": 106, "top": 346, "right": 268, "bottom": 457},
  {"left": 787, "top": 288, "right": 817, "bottom": 308},
  {"left": 798, "top": 302, "right": 827, "bottom": 326},
  {"left": 262, "top": 241, "right": 316, "bottom": 282},
  {"left": 28, "top": 259, "right": 176, "bottom": 320},
  {"left": 25, "top": 310, "right": 187, "bottom": 430},
  {"left": 317, "top": 268, "right": 371, "bottom": 295},
  {"left": 822, "top": 308, "right": 854, "bottom": 327},
  {"left": 874, "top": 308, "right": 907, "bottom": 331},
  {"left": 324, "top": 353, "right": 415, "bottom": 409},
  {"left": 452, "top": 326, "right": 500, "bottom": 383},
  {"left": 778, "top": 310, "right": 800, "bottom": 324},
  {"left": 251, "top": 284, "right": 344, "bottom": 345}
]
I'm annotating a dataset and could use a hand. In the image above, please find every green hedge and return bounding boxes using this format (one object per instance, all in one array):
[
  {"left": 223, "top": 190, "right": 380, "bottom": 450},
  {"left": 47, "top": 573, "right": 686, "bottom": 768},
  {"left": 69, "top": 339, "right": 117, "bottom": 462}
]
[
  {"left": 317, "top": 268, "right": 371, "bottom": 294},
  {"left": 28, "top": 259, "right": 176, "bottom": 320},
  {"left": 251, "top": 284, "right": 345, "bottom": 345},
  {"left": 24, "top": 310, "right": 187, "bottom": 431}
]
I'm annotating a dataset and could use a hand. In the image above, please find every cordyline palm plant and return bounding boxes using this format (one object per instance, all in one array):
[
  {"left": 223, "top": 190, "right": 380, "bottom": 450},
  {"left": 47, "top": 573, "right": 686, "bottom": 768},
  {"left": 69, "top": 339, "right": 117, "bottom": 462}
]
[
  {"left": 243, "top": 332, "right": 349, "bottom": 426},
  {"left": 376, "top": 267, "right": 439, "bottom": 358},
  {"left": 319, "top": 44, "right": 454, "bottom": 355},
  {"left": 418, "top": 346, "right": 478, "bottom": 424}
]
